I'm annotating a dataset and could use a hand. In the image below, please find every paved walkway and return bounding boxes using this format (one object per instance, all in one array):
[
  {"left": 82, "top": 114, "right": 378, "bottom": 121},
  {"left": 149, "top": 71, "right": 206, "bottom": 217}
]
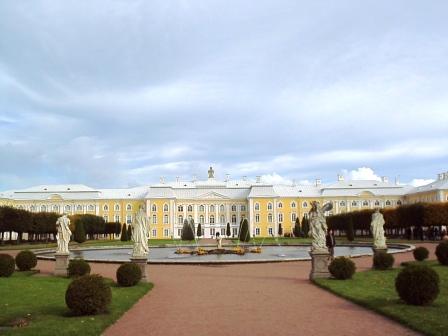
[{"left": 30, "top": 243, "right": 436, "bottom": 336}]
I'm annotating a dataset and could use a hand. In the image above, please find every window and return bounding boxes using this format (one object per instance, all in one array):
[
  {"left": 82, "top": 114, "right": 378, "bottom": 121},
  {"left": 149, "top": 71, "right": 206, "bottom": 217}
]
[
  {"left": 152, "top": 215, "right": 157, "bottom": 224},
  {"left": 302, "top": 201, "right": 308, "bottom": 208},
  {"left": 278, "top": 213, "right": 283, "bottom": 222},
  {"left": 255, "top": 228, "right": 260, "bottom": 236},
  {"left": 291, "top": 202, "right": 296, "bottom": 208},
  {"left": 88, "top": 204, "right": 95, "bottom": 211},
  {"left": 114, "top": 204, "right": 120, "bottom": 211},
  {"left": 163, "top": 215, "right": 169, "bottom": 224},
  {"left": 220, "top": 204, "right": 225, "bottom": 212},
  {"left": 65, "top": 205, "right": 71, "bottom": 212},
  {"left": 178, "top": 215, "right": 183, "bottom": 224},
  {"left": 187, "top": 205, "right": 193, "bottom": 212},
  {"left": 30, "top": 205, "right": 36, "bottom": 212},
  {"left": 268, "top": 227, "right": 273, "bottom": 236},
  {"left": 199, "top": 205, "right": 205, "bottom": 212},
  {"left": 151, "top": 204, "right": 157, "bottom": 212},
  {"left": 114, "top": 215, "right": 120, "bottom": 223},
  {"left": 53, "top": 205, "right": 59, "bottom": 212},
  {"left": 278, "top": 202, "right": 283, "bottom": 208},
  {"left": 254, "top": 203, "right": 260, "bottom": 211},
  {"left": 351, "top": 201, "right": 358, "bottom": 207},
  {"left": 291, "top": 213, "right": 296, "bottom": 222},
  {"left": 240, "top": 205, "right": 246, "bottom": 211},
  {"left": 220, "top": 215, "right": 225, "bottom": 223},
  {"left": 103, "top": 204, "right": 109, "bottom": 211},
  {"left": 126, "top": 215, "right": 132, "bottom": 224},
  {"left": 268, "top": 214, "right": 273, "bottom": 222},
  {"left": 126, "top": 204, "right": 132, "bottom": 211},
  {"left": 267, "top": 202, "right": 273, "bottom": 210},
  {"left": 397, "top": 200, "right": 402, "bottom": 206},
  {"left": 231, "top": 214, "right": 237, "bottom": 223},
  {"left": 210, "top": 215, "right": 215, "bottom": 224},
  {"left": 231, "top": 204, "right": 237, "bottom": 211},
  {"left": 340, "top": 201, "right": 346, "bottom": 207},
  {"left": 177, "top": 229, "right": 182, "bottom": 236},
  {"left": 163, "top": 204, "right": 169, "bottom": 212},
  {"left": 255, "top": 214, "right": 260, "bottom": 223},
  {"left": 152, "top": 229, "right": 157, "bottom": 238},
  {"left": 304, "top": 213, "right": 309, "bottom": 219},
  {"left": 103, "top": 215, "right": 108, "bottom": 222},
  {"left": 362, "top": 200, "right": 369, "bottom": 207},
  {"left": 41, "top": 205, "right": 47, "bottom": 212},
  {"left": 76, "top": 205, "right": 82, "bottom": 211},
  {"left": 385, "top": 200, "right": 391, "bottom": 206},
  {"left": 232, "top": 228, "right": 238, "bottom": 236},
  {"left": 199, "top": 215, "right": 205, "bottom": 224},
  {"left": 210, "top": 205, "right": 215, "bottom": 212},
  {"left": 177, "top": 205, "right": 183, "bottom": 212},
  {"left": 188, "top": 215, "right": 193, "bottom": 221},
  {"left": 164, "top": 229, "right": 169, "bottom": 237}
]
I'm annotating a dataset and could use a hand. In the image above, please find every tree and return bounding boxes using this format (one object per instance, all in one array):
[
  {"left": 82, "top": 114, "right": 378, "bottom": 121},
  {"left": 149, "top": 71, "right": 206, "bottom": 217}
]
[
  {"left": 181, "top": 219, "right": 194, "bottom": 241},
  {"left": 74, "top": 221, "right": 86, "bottom": 243},
  {"left": 293, "top": 217, "right": 301, "bottom": 237},
  {"left": 301, "top": 215, "right": 310, "bottom": 238},
  {"left": 196, "top": 223, "right": 202, "bottom": 237},
  {"left": 127, "top": 225, "right": 132, "bottom": 241},
  {"left": 115, "top": 222, "right": 122, "bottom": 238},
  {"left": 226, "top": 222, "right": 231, "bottom": 237},
  {"left": 346, "top": 217, "right": 355, "bottom": 241},
  {"left": 238, "top": 218, "right": 250, "bottom": 242},
  {"left": 278, "top": 223, "right": 283, "bottom": 236},
  {"left": 120, "top": 224, "right": 128, "bottom": 241}
]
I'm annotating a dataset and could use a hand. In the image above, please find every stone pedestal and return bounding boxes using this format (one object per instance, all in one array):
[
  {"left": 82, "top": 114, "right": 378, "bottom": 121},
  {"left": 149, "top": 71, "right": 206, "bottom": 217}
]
[
  {"left": 309, "top": 249, "right": 331, "bottom": 280},
  {"left": 372, "top": 246, "right": 388, "bottom": 256},
  {"left": 54, "top": 253, "right": 70, "bottom": 277},
  {"left": 131, "top": 256, "right": 149, "bottom": 283}
]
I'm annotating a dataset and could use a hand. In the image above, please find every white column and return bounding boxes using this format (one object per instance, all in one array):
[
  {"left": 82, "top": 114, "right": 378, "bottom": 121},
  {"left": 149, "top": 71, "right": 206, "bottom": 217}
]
[
  {"left": 194, "top": 204, "right": 198, "bottom": 222},
  {"left": 273, "top": 199, "right": 278, "bottom": 237},
  {"left": 170, "top": 200, "right": 175, "bottom": 237},
  {"left": 226, "top": 203, "right": 231, "bottom": 224},
  {"left": 249, "top": 199, "right": 254, "bottom": 235}
]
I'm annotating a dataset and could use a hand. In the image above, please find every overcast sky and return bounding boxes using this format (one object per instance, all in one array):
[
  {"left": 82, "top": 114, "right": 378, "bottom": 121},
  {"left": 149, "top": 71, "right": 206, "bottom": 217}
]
[{"left": 1, "top": 0, "right": 447, "bottom": 190}]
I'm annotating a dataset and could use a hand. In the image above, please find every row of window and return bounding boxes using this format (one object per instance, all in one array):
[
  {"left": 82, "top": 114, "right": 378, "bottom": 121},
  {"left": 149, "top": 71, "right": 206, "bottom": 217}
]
[
  {"left": 150, "top": 204, "right": 247, "bottom": 213},
  {"left": 19, "top": 204, "right": 97, "bottom": 212},
  {"left": 103, "top": 204, "right": 133, "bottom": 212},
  {"left": 254, "top": 212, "right": 307, "bottom": 223},
  {"left": 253, "top": 199, "right": 401, "bottom": 211}
]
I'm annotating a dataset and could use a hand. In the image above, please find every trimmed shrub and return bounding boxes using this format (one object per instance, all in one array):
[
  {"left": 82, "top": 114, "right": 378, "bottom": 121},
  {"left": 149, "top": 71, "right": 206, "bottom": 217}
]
[
  {"left": 329, "top": 257, "right": 356, "bottom": 280},
  {"left": 413, "top": 246, "right": 429, "bottom": 261},
  {"left": 395, "top": 264, "right": 439, "bottom": 305},
  {"left": 68, "top": 259, "right": 91, "bottom": 277},
  {"left": 0, "top": 254, "right": 15, "bottom": 277},
  {"left": 239, "top": 219, "right": 250, "bottom": 242},
  {"left": 116, "top": 263, "right": 142, "bottom": 287},
  {"left": 373, "top": 251, "right": 394, "bottom": 270},
  {"left": 120, "top": 224, "right": 128, "bottom": 241},
  {"left": 65, "top": 274, "right": 112, "bottom": 315},
  {"left": 73, "top": 221, "right": 86, "bottom": 243},
  {"left": 15, "top": 250, "right": 37, "bottom": 271},
  {"left": 435, "top": 241, "right": 448, "bottom": 265}
]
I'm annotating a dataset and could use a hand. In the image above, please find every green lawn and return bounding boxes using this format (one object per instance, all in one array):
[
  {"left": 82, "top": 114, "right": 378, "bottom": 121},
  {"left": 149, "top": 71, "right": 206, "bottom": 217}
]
[
  {"left": 315, "top": 261, "right": 448, "bottom": 336},
  {"left": 0, "top": 272, "right": 152, "bottom": 336}
]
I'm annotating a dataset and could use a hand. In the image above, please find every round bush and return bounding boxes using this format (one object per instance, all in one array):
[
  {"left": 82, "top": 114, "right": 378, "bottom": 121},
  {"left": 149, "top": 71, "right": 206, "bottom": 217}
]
[
  {"left": 68, "top": 259, "right": 91, "bottom": 277},
  {"left": 116, "top": 263, "right": 142, "bottom": 287},
  {"left": 0, "top": 254, "right": 15, "bottom": 277},
  {"left": 65, "top": 274, "right": 112, "bottom": 315},
  {"left": 413, "top": 247, "right": 429, "bottom": 261},
  {"left": 435, "top": 241, "right": 448, "bottom": 265},
  {"left": 373, "top": 251, "right": 394, "bottom": 270},
  {"left": 15, "top": 250, "right": 37, "bottom": 271},
  {"left": 395, "top": 264, "right": 439, "bottom": 305},
  {"left": 328, "top": 257, "right": 356, "bottom": 280}
]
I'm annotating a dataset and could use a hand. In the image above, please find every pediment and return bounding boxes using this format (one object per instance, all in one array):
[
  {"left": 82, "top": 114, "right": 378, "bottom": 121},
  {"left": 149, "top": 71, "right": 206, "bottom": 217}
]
[
  {"left": 195, "top": 191, "right": 229, "bottom": 200},
  {"left": 48, "top": 194, "right": 64, "bottom": 200},
  {"left": 357, "top": 190, "right": 375, "bottom": 197}
]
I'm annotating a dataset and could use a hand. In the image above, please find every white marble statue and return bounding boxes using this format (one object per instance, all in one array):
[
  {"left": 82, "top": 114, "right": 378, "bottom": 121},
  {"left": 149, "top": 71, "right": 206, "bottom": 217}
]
[
  {"left": 216, "top": 235, "right": 223, "bottom": 249},
  {"left": 132, "top": 207, "right": 149, "bottom": 257},
  {"left": 371, "top": 209, "right": 387, "bottom": 249},
  {"left": 56, "top": 214, "right": 71, "bottom": 254},
  {"left": 309, "top": 201, "right": 333, "bottom": 251}
]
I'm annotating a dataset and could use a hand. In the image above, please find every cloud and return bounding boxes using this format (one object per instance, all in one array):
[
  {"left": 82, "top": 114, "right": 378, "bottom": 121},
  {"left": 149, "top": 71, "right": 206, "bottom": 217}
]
[
  {"left": 344, "top": 167, "right": 382, "bottom": 181},
  {"left": 260, "top": 173, "right": 292, "bottom": 185},
  {"left": 409, "top": 179, "right": 435, "bottom": 187}
]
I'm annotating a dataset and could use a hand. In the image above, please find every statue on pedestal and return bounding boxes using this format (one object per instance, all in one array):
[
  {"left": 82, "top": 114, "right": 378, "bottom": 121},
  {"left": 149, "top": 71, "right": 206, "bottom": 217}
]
[
  {"left": 132, "top": 207, "right": 149, "bottom": 257},
  {"left": 216, "top": 234, "right": 223, "bottom": 249},
  {"left": 309, "top": 201, "right": 333, "bottom": 251},
  {"left": 56, "top": 214, "right": 71, "bottom": 254},
  {"left": 371, "top": 209, "right": 386, "bottom": 249}
]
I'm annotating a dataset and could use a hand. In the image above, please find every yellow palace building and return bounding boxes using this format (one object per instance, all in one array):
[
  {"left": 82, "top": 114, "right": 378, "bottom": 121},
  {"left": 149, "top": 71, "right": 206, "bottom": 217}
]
[{"left": 1, "top": 167, "right": 447, "bottom": 239}]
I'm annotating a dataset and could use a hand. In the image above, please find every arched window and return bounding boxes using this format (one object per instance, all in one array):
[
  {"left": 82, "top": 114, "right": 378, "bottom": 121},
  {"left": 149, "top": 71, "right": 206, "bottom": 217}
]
[
  {"left": 231, "top": 214, "right": 236, "bottom": 223},
  {"left": 114, "top": 215, "right": 120, "bottom": 222},
  {"left": 351, "top": 201, "right": 358, "bottom": 207},
  {"left": 291, "top": 202, "right": 296, "bottom": 208},
  {"left": 254, "top": 203, "right": 260, "bottom": 211},
  {"left": 178, "top": 215, "right": 183, "bottom": 224},
  {"left": 53, "top": 205, "right": 59, "bottom": 212},
  {"left": 177, "top": 205, "right": 183, "bottom": 212},
  {"left": 188, "top": 215, "right": 193, "bottom": 221},
  {"left": 374, "top": 200, "right": 380, "bottom": 206},
  {"left": 187, "top": 205, "right": 193, "bottom": 212},
  {"left": 340, "top": 201, "right": 346, "bottom": 206},
  {"left": 103, "top": 215, "right": 108, "bottom": 222},
  {"left": 151, "top": 204, "right": 157, "bottom": 212},
  {"left": 41, "top": 205, "right": 46, "bottom": 212},
  {"left": 397, "top": 200, "right": 402, "bottom": 206},
  {"left": 88, "top": 204, "right": 95, "bottom": 211},
  {"left": 278, "top": 202, "right": 283, "bottom": 208},
  {"left": 126, "top": 204, "right": 132, "bottom": 211},
  {"left": 199, "top": 205, "right": 205, "bottom": 212},
  {"left": 220, "top": 204, "right": 225, "bottom": 212},
  {"left": 267, "top": 202, "right": 273, "bottom": 210},
  {"left": 255, "top": 214, "right": 260, "bottom": 223},
  {"left": 163, "top": 204, "right": 169, "bottom": 212},
  {"left": 199, "top": 215, "right": 205, "bottom": 224},
  {"left": 114, "top": 204, "right": 120, "bottom": 211},
  {"left": 210, "top": 205, "right": 215, "bottom": 212},
  {"left": 268, "top": 214, "right": 273, "bottom": 222},
  {"left": 385, "top": 200, "right": 391, "bottom": 206},
  {"left": 231, "top": 204, "right": 237, "bottom": 211},
  {"left": 103, "top": 204, "right": 109, "bottom": 211},
  {"left": 77, "top": 205, "right": 82, "bottom": 211},
  {"left": 163, "top": 214, "right": 169, "bottom": 224},
  {"left": 210, "top": 215, "right": 215, "bottom": 224},
  {"left": 65, "top": 205, "right": 71, "bottom": 212},
  {"left": 220, "top": 215, "right": 225, "bottom": 223},
  {"left": 302, "top": 201, "right": 308, "bottom": 208},
  {"left": 362, "top": 200, "right": 369, "bottom": 207},
  {"left": 240, "top": 205, "right": 246, "bottom": 211}
]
